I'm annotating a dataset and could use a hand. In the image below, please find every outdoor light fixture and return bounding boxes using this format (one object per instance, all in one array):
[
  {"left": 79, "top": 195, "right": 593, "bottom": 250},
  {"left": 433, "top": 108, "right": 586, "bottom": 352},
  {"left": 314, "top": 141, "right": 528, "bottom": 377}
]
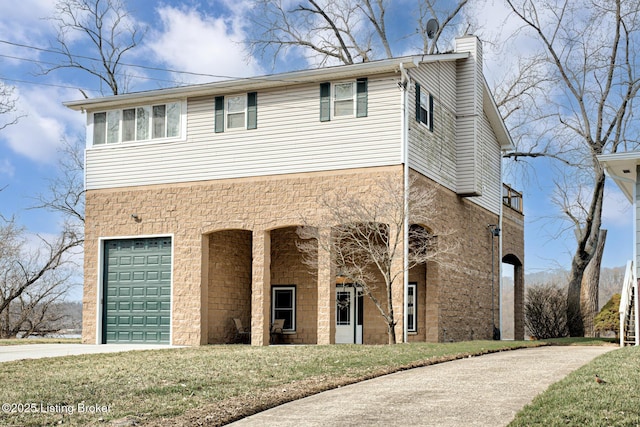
[{"left": 131, "top": 214, "right": 140, "bottom": 221}]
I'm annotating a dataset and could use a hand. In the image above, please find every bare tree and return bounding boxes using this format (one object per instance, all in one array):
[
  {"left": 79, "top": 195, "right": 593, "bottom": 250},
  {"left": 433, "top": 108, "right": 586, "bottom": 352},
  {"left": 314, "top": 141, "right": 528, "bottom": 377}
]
[
  {"left": 297, "top": 175, "right": 458, "bottom": 344},
  {"left": 44, "top": 0, "right": 145, "bottom": 95},
  {"left": 247, "top": 0, "right": 470, "bottom": 67},
  {"left": 33, "top": 138, "right": 85, "bottom": 234},
  {"left": 0, "top": 216, "right": 80, "bottom": 338},
  {"left": 0, "top": 81, "right": 22, "bottom": 131},
  {"left": 499, "top": 0, "right": 640, "bottom": 336}
]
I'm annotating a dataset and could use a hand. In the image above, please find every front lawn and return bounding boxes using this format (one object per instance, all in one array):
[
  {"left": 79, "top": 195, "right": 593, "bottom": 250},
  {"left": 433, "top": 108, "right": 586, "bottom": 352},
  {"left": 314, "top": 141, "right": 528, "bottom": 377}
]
[
  {"left": 509, "top": 345, "right": 640, "bottom": 426},
  {"left": 0, "top": 338, "right": 81, "bottom": 346},
  {"left": 0, "top": 340, "right": 538, "bottom": 426}
]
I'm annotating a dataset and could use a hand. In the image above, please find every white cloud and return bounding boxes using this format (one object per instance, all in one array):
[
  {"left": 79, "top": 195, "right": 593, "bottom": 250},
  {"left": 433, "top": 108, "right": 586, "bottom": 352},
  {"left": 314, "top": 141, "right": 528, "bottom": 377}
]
[
  {"left": 145, "top": 5, "right": 263, "bottom": 85},
  {"left": 0, "top": 158, "right": 15, "bottom": 177},
  {"left": 0, "top": 0, "right": 56, "bottom": 62},
  {"left": 1, "top": 85, "right": 85, "bottom": 164}
]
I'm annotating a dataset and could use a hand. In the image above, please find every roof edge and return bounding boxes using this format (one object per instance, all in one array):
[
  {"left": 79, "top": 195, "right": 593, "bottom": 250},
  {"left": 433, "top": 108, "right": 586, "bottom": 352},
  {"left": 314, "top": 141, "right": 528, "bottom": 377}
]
[{"left": 65, "top": 52, "right": 469, "bottom": 111}]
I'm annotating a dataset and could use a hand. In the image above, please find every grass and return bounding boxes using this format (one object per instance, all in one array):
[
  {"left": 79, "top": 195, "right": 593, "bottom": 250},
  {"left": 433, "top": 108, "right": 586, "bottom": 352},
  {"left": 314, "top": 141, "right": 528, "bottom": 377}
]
[
  {"left": 509, "top": 345, "right": 640, "bottom": 426},
  {"left": 0, "top": 340, "right": 539, "bottom": 426},
  {"left": 539, "top": 337, "right": 617, "bottom": 346},
  {"left": 0, "top": 338, "right": 81, "bottom": 346}
]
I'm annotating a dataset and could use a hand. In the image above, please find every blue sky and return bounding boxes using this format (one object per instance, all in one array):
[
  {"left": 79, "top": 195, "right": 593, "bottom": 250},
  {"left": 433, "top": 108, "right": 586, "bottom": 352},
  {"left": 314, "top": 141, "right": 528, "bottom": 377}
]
[{"left": 0, "top": 0, "right": 634, "bottom": 289}]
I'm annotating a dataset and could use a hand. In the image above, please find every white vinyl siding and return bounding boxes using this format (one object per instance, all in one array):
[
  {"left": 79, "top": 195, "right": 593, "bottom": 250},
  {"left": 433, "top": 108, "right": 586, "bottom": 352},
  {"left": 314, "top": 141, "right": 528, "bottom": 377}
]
[
  {"left": 85, "top": 77, "right": 401, "bottom": 189},
  {"left": 472, "top": 112, "right": 502, "bottom": 214},
  {"left": 455, "top": 37, "right": 484, "bottom": 196},
  {"left": 408, "top": 62, "right": 458, "bottom": 191},
  {"left": 408, "top": 59, "right": 502, "bottom": 215}
]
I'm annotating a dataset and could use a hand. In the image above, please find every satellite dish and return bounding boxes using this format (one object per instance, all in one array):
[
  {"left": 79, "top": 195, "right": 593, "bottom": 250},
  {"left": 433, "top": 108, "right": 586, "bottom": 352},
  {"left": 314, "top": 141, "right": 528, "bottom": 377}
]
[{"left": 426, "top": 19, "right": 439, "bottom": 39}]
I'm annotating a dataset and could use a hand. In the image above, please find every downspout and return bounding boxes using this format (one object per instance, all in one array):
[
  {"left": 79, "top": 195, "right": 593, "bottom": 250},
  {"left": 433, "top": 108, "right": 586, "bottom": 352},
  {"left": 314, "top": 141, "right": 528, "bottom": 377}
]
[
  {"left": 400, "top": 63, "right": 410, "bottom": 344},
  {"left": 498, "top": 179, "right": 504, "bottom": 340}
]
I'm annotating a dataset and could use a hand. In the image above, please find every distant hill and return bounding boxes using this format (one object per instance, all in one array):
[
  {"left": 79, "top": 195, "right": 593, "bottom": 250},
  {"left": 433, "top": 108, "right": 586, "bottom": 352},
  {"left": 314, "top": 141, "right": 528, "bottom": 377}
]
[
  {"left": 524, "top": 266, "right": 624, "bottom": 310},
  {"left": 500, "top": 266, "right": 625, "bottom": 338}
]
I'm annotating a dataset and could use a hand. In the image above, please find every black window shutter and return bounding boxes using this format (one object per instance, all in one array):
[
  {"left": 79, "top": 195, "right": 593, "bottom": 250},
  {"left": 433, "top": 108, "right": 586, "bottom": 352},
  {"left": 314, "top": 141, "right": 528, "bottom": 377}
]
[
  {"left": 320, "top": 82, "right": 331, "bottom": 122},
  {"left": 356, "top": 78, "right": 368, "bottom": 117},
  {"left": 214, "top": 96, "right": 224, "bottom": 133},
  {"left": 247, "top": 92, "right": 257, "bottom": 130},
  {"left": 429, "top": 93, "right": 434, "bottom": 132},
  {"left": 415, "top": 82, "right": 421, "bottom": 122}
]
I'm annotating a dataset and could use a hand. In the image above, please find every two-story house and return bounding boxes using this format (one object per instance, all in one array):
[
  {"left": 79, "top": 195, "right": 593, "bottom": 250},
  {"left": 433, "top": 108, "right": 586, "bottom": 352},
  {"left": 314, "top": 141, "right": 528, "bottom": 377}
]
[{"left": 65, "top": 35, "right": 525, "bottom": 346}]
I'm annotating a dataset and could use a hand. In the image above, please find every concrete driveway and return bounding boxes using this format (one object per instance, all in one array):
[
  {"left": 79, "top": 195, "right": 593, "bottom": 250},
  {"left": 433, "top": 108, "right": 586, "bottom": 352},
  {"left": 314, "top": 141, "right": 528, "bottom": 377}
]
[
  {"left": 0, "top": 344, "right": 174, "bottom": 363},
  {"left": 229, "top": 345, "right": 615, "bottom": 427}
]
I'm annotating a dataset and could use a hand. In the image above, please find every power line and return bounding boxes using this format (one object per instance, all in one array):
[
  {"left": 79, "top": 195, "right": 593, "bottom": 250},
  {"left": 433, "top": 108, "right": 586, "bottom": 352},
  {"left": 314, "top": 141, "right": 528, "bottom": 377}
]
[
  {"left": 0, "top": 53, "right": 195, "bottom": 88},
  {"left": 0, "top": 38, "right": 243, "bottom": 81},
  {"left": 0, "top": 76, "right": 94, "bottom": 92}
]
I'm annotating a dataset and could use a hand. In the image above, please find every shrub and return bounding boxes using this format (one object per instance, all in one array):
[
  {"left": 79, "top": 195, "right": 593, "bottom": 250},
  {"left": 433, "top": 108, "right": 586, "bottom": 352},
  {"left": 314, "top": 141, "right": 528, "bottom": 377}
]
[
  {"left": 594, "top": 293, "right": 620, "bottom": 338},
  {"left": 524, "top": 284, "right": 568, "bottom": 339}
]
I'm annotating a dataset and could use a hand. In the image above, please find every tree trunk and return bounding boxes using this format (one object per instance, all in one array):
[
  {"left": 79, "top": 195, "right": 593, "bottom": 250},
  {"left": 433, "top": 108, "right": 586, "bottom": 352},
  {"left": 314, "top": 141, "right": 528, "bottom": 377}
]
[
  {"left": 581, "top": 229, "right": 607, "bottom": 337},
  {"left": 387, "top": 322, "right": 396, "bottom": 345},
  {"left": 566, "top": 170, "right": 605, "bottom": 337}
]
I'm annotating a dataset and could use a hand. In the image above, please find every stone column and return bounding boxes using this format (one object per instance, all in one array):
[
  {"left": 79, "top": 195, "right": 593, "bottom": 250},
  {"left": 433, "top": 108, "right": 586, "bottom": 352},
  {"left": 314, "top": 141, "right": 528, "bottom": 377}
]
[
  {"left": 200, "top": 234, "right": 210, "bottom": 344},
  {"left": 251, "top": 229, "right": 271, "bottom": 346},
  {"left": 425, "top": 260, "right": 440, "bottom": 342},
  {"left": 317, "top": 227, "right": 335, "bottom": 345},
  {"left": 513, "top": 263, "right": 525, "bottom": 340}
]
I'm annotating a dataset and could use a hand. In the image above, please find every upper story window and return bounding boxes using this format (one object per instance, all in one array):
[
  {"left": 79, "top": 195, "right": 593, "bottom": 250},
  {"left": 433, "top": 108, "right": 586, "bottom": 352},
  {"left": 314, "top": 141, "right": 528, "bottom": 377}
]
[
  {"left": 415, "top": 83, "right": 434, "bottom": 132},
  {"left": 320, "top": 78, "right": 368, "bottom": 122},
  {"left": 215, "top": 92, "right": 257, "bottom": 133},
  {"left": 334, "top": 82, "right": 355, "bottom": 116},
  {"left": 92, "top": 102, "right": 181, "bottom": 146}
]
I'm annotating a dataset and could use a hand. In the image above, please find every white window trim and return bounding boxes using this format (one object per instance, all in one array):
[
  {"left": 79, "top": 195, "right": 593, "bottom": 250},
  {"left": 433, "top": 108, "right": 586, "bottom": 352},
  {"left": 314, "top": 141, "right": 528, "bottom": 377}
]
[
  {"left": 407, "top": 282, "right": 417, "bottom": 333},
  {"left": 88, "top": 100, "right": 186, "bottom": 148},
  {"left": 332, "top": 81, "right": 356, "bottom": 118},
  {"left": 419, "top": 91, "right": 429, "bottom": 127},
  {"left": 225, "top": 94, "right": 248, "bottom": 131},
  {"left": 271, "top": 285, "right": 296, "bottom": 333}
]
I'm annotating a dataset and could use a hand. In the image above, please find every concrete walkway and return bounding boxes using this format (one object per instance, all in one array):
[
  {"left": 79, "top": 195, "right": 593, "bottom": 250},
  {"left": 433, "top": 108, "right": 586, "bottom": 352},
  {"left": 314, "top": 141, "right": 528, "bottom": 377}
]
[
  {"left": 0, "top": 344, "right": 174, "bottom": 363},
  {"left": 230, "top": 345, "right": 615, "bottom": 427}
]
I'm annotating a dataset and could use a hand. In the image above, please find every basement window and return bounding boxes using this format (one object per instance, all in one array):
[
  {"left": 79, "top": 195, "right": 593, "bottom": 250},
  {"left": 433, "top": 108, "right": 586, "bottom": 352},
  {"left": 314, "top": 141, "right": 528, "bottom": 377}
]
[
  {"left": 272, "top": 286, "right": 296, "bottom": 332},
  {"left": 407, "top": 282, "right": 417, "bottom": 333}
]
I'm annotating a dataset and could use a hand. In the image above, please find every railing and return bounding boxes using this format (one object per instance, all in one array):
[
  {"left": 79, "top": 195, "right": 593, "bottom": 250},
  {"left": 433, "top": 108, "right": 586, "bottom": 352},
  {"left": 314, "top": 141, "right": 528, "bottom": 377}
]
[
  {"left": 619, "top": 260, "right": 637, "bottom": 347},
  {"left": 502, "top": 184, "right": 523, "bottom": 213}
]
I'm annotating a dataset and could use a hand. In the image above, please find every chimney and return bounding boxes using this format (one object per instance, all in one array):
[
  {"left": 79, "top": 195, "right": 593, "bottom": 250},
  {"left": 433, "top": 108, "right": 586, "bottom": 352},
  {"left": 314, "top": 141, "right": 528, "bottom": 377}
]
[{"left": 454, "top": 35, "right": 484, "bottom": 197}]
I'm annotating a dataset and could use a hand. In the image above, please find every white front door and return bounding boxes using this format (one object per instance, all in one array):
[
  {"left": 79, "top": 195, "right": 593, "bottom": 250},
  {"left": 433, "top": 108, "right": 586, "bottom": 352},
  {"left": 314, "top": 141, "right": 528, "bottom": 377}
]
[{"left": 335, "top": 286, "right": 363, "bottom": 344}]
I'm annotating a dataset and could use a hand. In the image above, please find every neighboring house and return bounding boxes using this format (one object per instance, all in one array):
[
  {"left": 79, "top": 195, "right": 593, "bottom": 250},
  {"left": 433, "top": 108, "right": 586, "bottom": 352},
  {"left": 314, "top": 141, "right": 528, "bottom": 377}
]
[
  {"left": 598, "top": 153, "right": 639, "bottom": 346},
  {"left": 65, "top": 35, "right": 524, "bottom": 346}
]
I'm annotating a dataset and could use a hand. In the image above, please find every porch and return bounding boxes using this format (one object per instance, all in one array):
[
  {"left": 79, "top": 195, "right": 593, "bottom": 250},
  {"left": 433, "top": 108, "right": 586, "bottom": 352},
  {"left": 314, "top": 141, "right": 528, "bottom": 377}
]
[{"left": 203, "top": 225, "right": 430, "bottom": 346}]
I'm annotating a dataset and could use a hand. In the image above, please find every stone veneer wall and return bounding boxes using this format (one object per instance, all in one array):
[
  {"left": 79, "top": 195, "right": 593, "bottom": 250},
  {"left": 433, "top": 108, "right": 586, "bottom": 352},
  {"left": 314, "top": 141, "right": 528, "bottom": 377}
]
[
  {"left": 82, "top": 165, "right": 524, "bottom": 345},
  {"left": 270, "top": 227, "right": 318, "bottom": 344},
  {"left": 83, "top": 166, "right": 403, "bottom": 345},
  {"left": 208, "top": 230, "right": 252, "bottom": 344},
  {"left": 410, "top": 171, "right": 514, "bottom": 342},
  {"left": 502, "top": 204, "right": 525, "bottom": 340}
]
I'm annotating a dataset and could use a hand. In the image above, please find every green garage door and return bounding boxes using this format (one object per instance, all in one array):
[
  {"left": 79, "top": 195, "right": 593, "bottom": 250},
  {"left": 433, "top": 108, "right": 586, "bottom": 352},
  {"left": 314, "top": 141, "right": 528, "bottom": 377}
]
[{"left": 102, "top": 237, "right": 172, "bottom": 343}]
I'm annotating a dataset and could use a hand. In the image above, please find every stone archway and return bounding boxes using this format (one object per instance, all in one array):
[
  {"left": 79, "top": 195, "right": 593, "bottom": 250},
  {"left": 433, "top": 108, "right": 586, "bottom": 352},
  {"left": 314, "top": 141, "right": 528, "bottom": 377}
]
[{"left": 502, "top": 253, "right": 524, "bottom": 340}]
